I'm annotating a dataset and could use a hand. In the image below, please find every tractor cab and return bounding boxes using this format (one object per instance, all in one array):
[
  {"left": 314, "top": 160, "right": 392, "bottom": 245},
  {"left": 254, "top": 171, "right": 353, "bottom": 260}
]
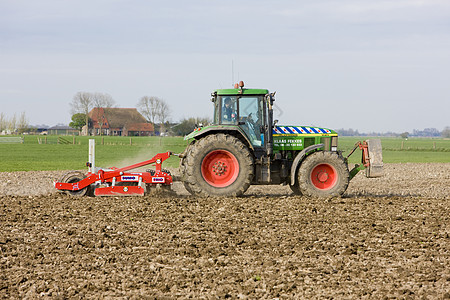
[{"left": 210, "top": 81, "right": 275, "bottom": 158}]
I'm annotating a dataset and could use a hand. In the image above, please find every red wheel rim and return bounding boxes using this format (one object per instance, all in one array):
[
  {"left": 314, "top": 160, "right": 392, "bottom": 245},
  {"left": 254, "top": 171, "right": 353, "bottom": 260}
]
[
  {"left": 310, "top": 163, "right": 337, "bottom": 190},
  {"left": 201, "top": 150, "right": 239, "bottom": 188}
]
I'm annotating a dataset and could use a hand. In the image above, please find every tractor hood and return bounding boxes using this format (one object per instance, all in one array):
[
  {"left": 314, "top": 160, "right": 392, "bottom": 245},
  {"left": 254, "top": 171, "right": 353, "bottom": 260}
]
[{"left": 184, "top": 125, "right": 248, "bottom": 142}]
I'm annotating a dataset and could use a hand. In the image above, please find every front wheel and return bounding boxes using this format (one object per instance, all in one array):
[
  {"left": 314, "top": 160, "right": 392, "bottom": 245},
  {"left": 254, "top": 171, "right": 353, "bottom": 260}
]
[
  {"left": 182, "top": 134, "right": 254, "bottom": 196},
  {"left": 298, "top": 151, "right": 349, "bottom": 198}
]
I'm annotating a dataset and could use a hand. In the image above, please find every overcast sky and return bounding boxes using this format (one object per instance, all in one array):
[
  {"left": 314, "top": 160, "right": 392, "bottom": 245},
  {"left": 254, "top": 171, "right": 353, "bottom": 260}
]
[{"left": 1, "top": 0, "right": 449, "bottom": 133}]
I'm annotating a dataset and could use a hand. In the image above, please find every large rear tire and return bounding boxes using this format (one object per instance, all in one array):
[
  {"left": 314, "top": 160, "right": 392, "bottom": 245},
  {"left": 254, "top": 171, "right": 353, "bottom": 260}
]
[
  {"left": 298, "top": 151, "right": 349, "bottom": 198},
  {"left": 182, "top": 134, "right": 253, "bottom": 196}
]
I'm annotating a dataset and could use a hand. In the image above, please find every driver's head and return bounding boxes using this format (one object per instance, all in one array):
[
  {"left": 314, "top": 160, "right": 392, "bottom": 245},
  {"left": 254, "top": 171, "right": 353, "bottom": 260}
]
[{"left": 224, "top": 97, "right": 231, "bottom": 106}]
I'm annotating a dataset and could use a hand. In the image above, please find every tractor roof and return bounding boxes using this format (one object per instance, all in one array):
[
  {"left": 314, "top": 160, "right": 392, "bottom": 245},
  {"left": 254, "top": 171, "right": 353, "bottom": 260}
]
[{"left": 215, "top": 88, "right": 269, "bottom": 96}]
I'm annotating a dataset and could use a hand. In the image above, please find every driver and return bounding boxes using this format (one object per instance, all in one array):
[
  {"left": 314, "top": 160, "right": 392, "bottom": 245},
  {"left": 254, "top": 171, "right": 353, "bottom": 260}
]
[{"left": 223, "top": 97, "right": 236, "bottom": 122}]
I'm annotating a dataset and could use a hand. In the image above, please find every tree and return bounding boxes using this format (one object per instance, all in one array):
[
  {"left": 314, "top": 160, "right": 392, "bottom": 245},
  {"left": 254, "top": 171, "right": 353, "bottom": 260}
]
[
  {"left": 70, "top": 92, "right": 94, "bottom": 135},
  {"left": 400, "top": 132, "right": 409, "bottom": 139},
  {"left": 92, "top": 92, "right": 116, "bottom": 135},
  {"left": 442, "top": 126, "right": 450, "bottom": 138},
  {"left": 157, "top": 100, "right": 171, "bottom": 134},
  {"left": 69, "top": 113, "right": 88, "bottom": 133},
  {"left": 336, "top": 128, "right": 360, "bottom": 136},
  {"left": 0, "top": 112, "right": 5, "bottom": 132},
  {"left": 172, "top": 117, "right": 211, "bottom": 136},
  {"left": 93, "top": 92, "right": 116, "bottom": 108},
  {"left": 137, "top": 96, "right": 161, "bottom": 125},
  {"left": 137, "top": 96, "right": 172, "bottom": 134},
  {"left": 16, "top": 112, "right": 29, "bottom": 134},
  {"left": 7, "top": 113, "right": 16, "bottom": 132}
]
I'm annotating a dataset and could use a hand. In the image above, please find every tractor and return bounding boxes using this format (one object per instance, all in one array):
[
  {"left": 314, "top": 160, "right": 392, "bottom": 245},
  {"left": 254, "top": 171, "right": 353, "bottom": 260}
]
[
  {"left": 55, "top": 81, "right": 382, "bottom": 198},
  {"left": 179, "top": 81, "right": 383, "bottom": 198}
]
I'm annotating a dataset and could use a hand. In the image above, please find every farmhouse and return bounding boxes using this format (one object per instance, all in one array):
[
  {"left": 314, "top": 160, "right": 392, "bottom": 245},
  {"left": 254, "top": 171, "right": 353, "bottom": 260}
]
[{"left": 85, "top": 108, "right": 154, "bottom": 136}]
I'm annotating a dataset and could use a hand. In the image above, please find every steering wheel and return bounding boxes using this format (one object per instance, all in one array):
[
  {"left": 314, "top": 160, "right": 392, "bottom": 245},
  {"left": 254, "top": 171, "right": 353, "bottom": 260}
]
[{"left": 246, "top": 113, "right": 255, "bottom": 125}]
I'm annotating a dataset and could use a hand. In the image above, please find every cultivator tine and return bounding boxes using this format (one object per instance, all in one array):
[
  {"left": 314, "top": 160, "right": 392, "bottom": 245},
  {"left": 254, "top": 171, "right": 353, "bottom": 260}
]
[{"left": 366, "top": 139, "right": 383, "bottom": 178}]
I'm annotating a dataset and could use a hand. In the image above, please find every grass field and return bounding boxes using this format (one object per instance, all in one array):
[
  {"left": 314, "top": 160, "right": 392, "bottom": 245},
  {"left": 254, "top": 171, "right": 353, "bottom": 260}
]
[
  {"left": 0, "top": 136, "right": 188, "bottom": 172},
  {"left": 0, "top": 135, "right": 449, "bottom": 172},
  {"left": 338, "top": 137, "right": 450, "bottom": 164}
]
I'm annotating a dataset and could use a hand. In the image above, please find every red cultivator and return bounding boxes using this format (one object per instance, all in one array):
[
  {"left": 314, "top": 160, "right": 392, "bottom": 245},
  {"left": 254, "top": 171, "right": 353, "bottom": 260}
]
[{"left": 54, "top": 152, "right": 173, "bottom": 197}]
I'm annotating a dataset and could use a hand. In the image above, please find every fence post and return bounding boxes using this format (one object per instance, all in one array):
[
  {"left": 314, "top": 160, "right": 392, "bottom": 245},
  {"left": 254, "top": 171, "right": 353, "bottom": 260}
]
[
  {"left": 433, "top": 142, "right": 436, "bottom": 150},
  {"left": 401, "top": 141, "right": 404, "bottom": 150},
  {"left": 130, "top": 137, "right": 132, "bottom": 145},
  {"left": 73, "top": 135, "right": 75, "bottom": 145},
  {"left": 45, "top": 136, "right": 47, "bottom": 144},
  {"left": 102, "top": 137, "right": 104, "bottom": 145}
]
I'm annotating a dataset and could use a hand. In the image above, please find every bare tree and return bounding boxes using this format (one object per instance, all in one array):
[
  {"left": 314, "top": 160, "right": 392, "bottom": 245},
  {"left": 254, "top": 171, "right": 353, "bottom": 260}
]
[
  {"left": 93, "top": 92, "right": 116, "bottom": 108},
  {"left": 137, "top": 96, "right": 172, "bottom": 135},
  {"left": 17, "top": 112, "right": 29, "bottom": 134},
  {"left": 137, "top": 96, "right": 161, "bottom": 125},
  {"left": 70, "top": 92, "right": 94, "bottom": 135},
  {"left": 442, "top": 126, "right": 450, "bottom": 138},
  {"left": 92, "top": 92, "right": 116, "bottom": 135},
  {"left": 157, "top": 100, "right": 171, "bottom": 134},
  {"left": 7, "top": 113, "right": 16, "bottom": 132},
  {"left": 0, "top": 112, "right": 6, "bottom": 132}
]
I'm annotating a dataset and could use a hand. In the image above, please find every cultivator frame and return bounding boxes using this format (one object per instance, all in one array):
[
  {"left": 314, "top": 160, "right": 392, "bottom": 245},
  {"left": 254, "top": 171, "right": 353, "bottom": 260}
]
[{"left": 55, "top": 152, "right": 173, "bottom": 196}]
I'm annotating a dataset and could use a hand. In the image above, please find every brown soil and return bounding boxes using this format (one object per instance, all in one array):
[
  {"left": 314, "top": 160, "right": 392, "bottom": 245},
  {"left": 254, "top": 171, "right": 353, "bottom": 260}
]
[{"left": 1, "top": 163, "right": 449, "bottom": 298}]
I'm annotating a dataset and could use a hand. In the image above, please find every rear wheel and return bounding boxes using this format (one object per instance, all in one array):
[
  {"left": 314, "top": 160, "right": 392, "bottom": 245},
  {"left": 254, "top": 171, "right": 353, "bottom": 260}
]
[
  {"left": 182, "top": 134, "right": 253, "bottom": 196},
  {"left": 298, "top": 151, "right": 349, "bottom": 198},
  {"left": 59, "top": 171, "right": 90, "bottom": 197}
]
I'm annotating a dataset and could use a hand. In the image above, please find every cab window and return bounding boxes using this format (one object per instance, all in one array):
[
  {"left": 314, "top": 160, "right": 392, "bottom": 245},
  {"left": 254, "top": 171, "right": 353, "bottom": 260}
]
[
  {"left": 220, "top": 96, "right": 238, "bottom": 124},
  {"left": 239, "top": 96, "right": 264, "bottom": 147}
]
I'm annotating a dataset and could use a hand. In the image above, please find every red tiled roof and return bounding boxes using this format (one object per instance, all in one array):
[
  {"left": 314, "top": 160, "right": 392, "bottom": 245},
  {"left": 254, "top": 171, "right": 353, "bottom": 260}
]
[
  {"left": 126, "top": 123, "right": 154, "bottom": 131},
  {"left": 88, "top": 108, "right": 153, "bottom": 131}
]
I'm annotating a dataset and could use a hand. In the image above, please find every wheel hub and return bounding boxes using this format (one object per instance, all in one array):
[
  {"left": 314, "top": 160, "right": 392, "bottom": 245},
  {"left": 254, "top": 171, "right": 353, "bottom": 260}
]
[
  {"left": 316, "top": 171, "right": 329, "bottom": 183},
  {"left": 213, "top": 161, "right": 227, "bottom": 176}
]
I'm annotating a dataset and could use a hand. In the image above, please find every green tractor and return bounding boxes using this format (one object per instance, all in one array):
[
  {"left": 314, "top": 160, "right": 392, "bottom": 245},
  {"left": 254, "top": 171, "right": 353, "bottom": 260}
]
[{"left": 179, "top": 81, "right": 383, "bottom": 198}]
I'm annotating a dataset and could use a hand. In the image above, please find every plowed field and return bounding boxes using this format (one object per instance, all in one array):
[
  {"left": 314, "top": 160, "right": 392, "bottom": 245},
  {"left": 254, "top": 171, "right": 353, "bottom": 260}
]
[{"left": 1, "top": 163, "right": 449, "bottom": 299}]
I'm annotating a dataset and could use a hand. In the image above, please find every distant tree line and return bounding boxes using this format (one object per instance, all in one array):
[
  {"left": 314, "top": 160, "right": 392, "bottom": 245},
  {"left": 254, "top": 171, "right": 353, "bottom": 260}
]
[
  {"left": 0, "top": 112, "right": 30, "bottom": 134},
  {"left": 171, "top": 117, "right": 212, "bottom": 136},
  {"left": 336, "top": 127, "right": 450, "bottom": 138}
]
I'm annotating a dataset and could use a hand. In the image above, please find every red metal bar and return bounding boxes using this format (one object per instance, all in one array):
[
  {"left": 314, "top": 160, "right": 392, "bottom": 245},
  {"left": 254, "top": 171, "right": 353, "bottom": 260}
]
[
  {"left": 359, "top": 141, "right": 370, "bottom": 167},
  {"left": 54, "top": 173, "right": 99, "bottom": 191},
  {"left": 114, "top": 152, "right": 172, "bottom": 173}
]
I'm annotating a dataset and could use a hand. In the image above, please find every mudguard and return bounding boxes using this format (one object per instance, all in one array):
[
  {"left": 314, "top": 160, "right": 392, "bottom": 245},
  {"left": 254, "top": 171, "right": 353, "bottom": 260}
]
[{"left": 290, "top": 143, "right": 324, "bottom": 186}]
